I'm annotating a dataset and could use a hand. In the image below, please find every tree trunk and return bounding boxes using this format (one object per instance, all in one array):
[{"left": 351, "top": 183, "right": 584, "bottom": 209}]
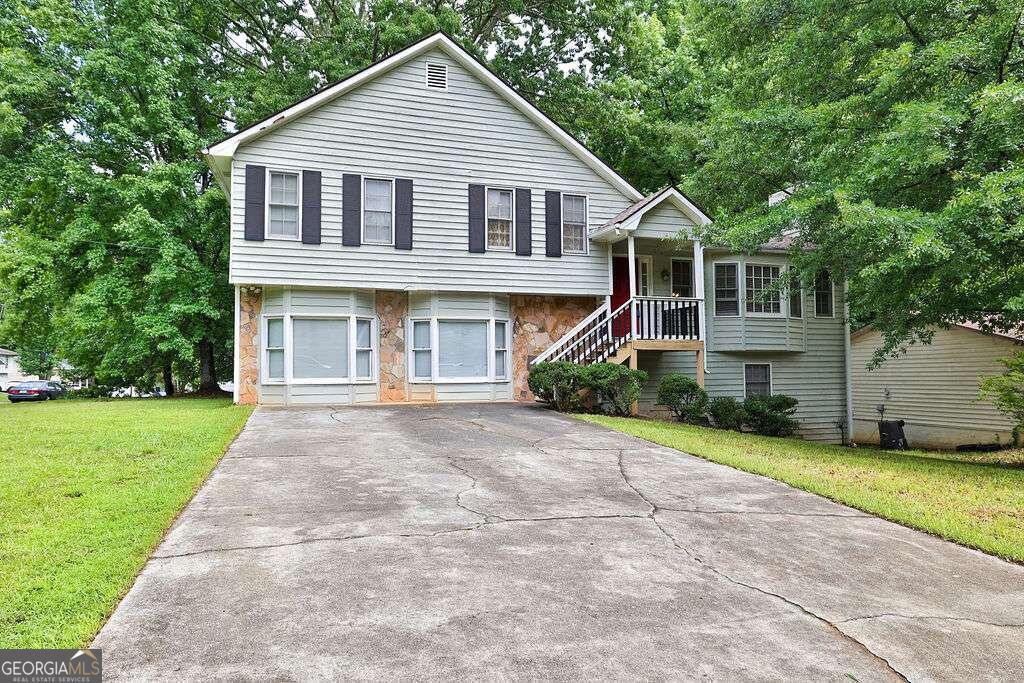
[
  {"left": 197, "top": 337, "right": 219, "bottom": 393},
  {"left": 163, "top": 363, "right": 175, "bottom": 397}
]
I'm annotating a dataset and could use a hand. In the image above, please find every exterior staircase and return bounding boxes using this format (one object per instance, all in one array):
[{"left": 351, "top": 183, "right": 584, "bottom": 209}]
[{"left": 531, "top": 296, "right": 706, "bottom": 376}]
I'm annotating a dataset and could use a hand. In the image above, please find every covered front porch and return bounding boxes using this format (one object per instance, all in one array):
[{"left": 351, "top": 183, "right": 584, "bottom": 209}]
[{"left": 531, "top": 187, "right": 709, "bottom": 385}]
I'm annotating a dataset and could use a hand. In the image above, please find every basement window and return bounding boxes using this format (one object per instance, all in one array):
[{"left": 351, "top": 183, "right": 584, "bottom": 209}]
[{"left": 425, "top": 62, "right": 448, "bottom": 90}]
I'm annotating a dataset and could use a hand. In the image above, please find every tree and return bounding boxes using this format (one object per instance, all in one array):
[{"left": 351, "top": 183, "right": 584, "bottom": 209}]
[
  {"left": 554, "top": 1, "right": 1024, "bottom": 362},
  {"left": 980, "top": 353, "right": 1024, "bottom": 445},
  {"left": 0, "top": 0, "right": 643, "bottom": 390}
]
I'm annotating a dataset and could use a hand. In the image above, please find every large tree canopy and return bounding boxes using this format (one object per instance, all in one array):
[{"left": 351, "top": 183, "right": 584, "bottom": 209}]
[
  {"left": 560, "top": 0, "right": 1024, "bottom": 359},
  {"left": 1, "top": 0, "right": 1021, "bottom": 388}
]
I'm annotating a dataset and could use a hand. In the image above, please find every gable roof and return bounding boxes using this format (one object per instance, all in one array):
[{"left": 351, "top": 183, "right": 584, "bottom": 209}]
[
  {"left": 590, "top": 186, "right": 712, "bottom": 241},
  {"left": 203, "top": 32, "right": 642, "bottom": 202}
]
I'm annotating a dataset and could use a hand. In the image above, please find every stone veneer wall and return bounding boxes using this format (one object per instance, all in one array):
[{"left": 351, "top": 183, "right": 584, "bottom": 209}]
[
  {"left": 509, "top": 295, "right": 599, "bottom": 402},
  {"left": 376, "top": 291, "right": 408, "bottom": 402},
  {"left": 238, "top": 286, "right": 262, "bottom": 405}
]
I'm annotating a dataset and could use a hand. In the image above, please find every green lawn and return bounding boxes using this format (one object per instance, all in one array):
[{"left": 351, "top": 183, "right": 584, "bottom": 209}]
[
  {"left": 580, "top": 415, "right": 1024, "bottom": 563},
  {"left": 0, "top": 398, "right": 253, "bottom": 648}
]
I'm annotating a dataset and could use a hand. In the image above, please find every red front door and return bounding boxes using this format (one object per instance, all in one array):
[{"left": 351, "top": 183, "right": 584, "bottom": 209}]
[{"left": 612, "top": 257, "right": 632, "bottom": 336}]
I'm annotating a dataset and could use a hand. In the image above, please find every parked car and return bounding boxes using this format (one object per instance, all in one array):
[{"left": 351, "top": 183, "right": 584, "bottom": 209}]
[{"left": 7, "top": 381, "right": 67, "bottom": 402}]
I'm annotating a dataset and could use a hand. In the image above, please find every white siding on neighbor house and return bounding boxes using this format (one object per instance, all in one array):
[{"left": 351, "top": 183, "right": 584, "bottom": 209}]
[
  {"left": 258, "top": 287, "right": 379, "bottom": 406},
  {"left": 229, "top": 48, "right": 635, "bottom": 296},
  {"left": 407, "top": 291, "right": 513, "bottom": 401},
  {"left": 851, "top": 326, "right": 1018, "bottom": 448}
]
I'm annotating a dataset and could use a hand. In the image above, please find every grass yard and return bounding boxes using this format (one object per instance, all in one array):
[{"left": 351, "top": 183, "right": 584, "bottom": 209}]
[
  {"left": 581, "top": 415, "right": 1024, "bottom": 563},
  {"left": 0, "top": 398, "right": 253, "bottom": 648}
]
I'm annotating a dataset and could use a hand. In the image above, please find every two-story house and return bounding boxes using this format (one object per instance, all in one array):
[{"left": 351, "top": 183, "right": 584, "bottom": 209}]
[{"left": 204, "top": 33, "right": 852, "bottom": 443}]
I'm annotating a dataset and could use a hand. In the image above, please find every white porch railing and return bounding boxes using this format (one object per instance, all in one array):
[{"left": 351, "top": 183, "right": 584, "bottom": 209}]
[{"left": 531, "top": 297, "right": 703, "bottom": 367}]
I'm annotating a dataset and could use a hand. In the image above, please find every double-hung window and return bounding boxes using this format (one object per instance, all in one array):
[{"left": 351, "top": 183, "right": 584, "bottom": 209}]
[
  {"left": 410, "top": 318, "right": 511, "bottom": 382},
  {"left": 815, "top": 271, "right": 834, "bottom": 317},
  {"left": 671, "top": 259, "right": 694, "bottom": 297},
  {"left": 562, "top": 194, "right": 587, "bottom": 254},
  {"left": 268, "top": 171, "right": 300, "bottom": 238},
  {"left": 412, "top": 321, "right": 432, "bottom": 380},
  {"left": 714, "top": 263, "right": 739, "bottom": 316},
  {"left": 486, "top": 188, "right": 513, "bottom": 250},
  {"left": 744, "top": 363, "right": 772, "bottom": 397},
  {"left": 355, "top": 318, "right": 374, "bottom": 379},
  {"left": 494, "top": 321, "right": 508, "bottom": 379},
  {"left": 363, "top": 178, "right": 393, "bottom": 244},
  {"left": 265, "top": 317, "right": 285, "bottom": 381},
  {"left": 745, "top": 264, "right": 782, "bottom": 315}
]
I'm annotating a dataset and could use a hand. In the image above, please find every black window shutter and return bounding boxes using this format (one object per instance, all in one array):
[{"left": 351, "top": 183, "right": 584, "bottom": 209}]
[
  {"left": 244, "top": 165, "right": 265, "bottom": 241},
  {"left": 342, "top": 174, "right": 361, "bottom": 246},
  {"left": 515, "top": 188, "right": 532, "bottom": 256},
  {"left": 545, "top": 190, "right": 561, "bottom": 257},
  {"left": 395, "top": 178, "right": 413, "bottom": 250},
  {"left": 301, "top": 170, "right": 321, "bottom": 245},
  {"left": 468, "top": 184, "right": 485, "bottom": 253}
]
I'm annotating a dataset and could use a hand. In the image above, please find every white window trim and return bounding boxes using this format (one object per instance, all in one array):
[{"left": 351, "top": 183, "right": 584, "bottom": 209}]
[
  {"left": 815, "top": 275, "right": 836, "bottom": 318},
  {"left": 407, "top": 316, "right": 511, "bottom": 384},
  {"left": 262, "top": 313, "right": 378, "bottom": 386},
  {"left": 265, "top": 168, "right": 302, "bottom": 241},
  {"left": 353, "top": 317, "right": 376, "bottom": 381},
  {"left": 670, "top": 257, "right": 695, "bottom": 297},
  {"left": 410, "top": 319, "right": 433, "bottom": 381},
  {"left": 361, "top": 176, "right": 395, "bottom": 246},
  {"left": 494, "top": 319, "right": 509, "bottom": 379},
  {"left": 744, "top": 262, "right": 785, "bottom": 318},
  {"left": 560, "top": 193, "right": 589, "bottom": 255},
  {"left": 261, "top": 315, "right": 286, "bottom": 384},
  {"left": 743, "top": 362, "right": 774, "bottom": 398},
  {"left": 485, "top": 186, "right": 515, "bottom": 252},
  {"left": 713, "top": 261, "right": 740, "bottom": 317}
]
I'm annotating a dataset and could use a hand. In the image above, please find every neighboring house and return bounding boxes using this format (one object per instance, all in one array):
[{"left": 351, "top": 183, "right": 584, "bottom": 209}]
[
  {"left": 0, "top": 347, "right": 32, "bottom": 391},
  {"left": 852, "top": 324, "right": 1021, "bottom": 448},
  {"left": 204, "top": 32, "right": 852, "bottom": 443}
]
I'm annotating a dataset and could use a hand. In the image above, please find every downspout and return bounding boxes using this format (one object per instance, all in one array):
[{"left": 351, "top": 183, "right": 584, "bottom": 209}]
[
  {"left": 843, "top": 281, "right": 854, "bottom": 445},
  {"left": 233, "top": 285, "right": 240, "bottom": 404}
]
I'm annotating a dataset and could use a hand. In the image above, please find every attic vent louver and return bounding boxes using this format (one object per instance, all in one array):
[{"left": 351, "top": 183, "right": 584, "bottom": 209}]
[{"left": 425, "top": 62, "right": 448, "bottom": 90}]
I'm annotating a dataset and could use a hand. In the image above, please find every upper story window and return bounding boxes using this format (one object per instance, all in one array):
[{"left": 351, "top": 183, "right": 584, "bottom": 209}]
[
  {"left": 745, "top": 264, "right": 782, "bottom": 315},
  {"left": 714, "top": 263, "right": 739, "bottom": 316},
  {"left": 562, "top": 194, "right": 587, "bottom": 254},
  {"left": 486, "top": 188, "right": 513, "bottom": 250},
  {"left": 815, "top": 271, "right": 834, "bottom": 317},
  {"left": 671, "top": 259, "right": 694, "bottom": 297},
  {"left": 363, "top": 178, "right": 393, "bottom": 245},
  {"left": 268, "top": 171, "right": 300, "bottom": 238}
]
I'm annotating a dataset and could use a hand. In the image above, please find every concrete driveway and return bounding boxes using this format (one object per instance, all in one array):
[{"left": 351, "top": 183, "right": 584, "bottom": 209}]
[{"left": 94, "top": 404, "right": 1024, "bottom": 681}]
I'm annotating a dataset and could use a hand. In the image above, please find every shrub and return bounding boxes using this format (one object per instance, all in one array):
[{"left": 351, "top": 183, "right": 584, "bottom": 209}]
[
  {"left": 656, "top": 373, "right": 708, "bottom": 423},
  {"left": 67, "top": 385, "right": 113, "bottom": 399},
  {"left": 527, "top": 362, "right": 584, "bottom": 412},
  {"left": 708, "top": 396, "right": 746, "bottom": 431},
  {"left": 580, "top": 362, "right": 649, "bottom": 416},
  {"left": 980, "top": 353, "right": 1024, "bottom": 446},
  {"left": 742, "top": 394, "right": 800, "bottom": 436}
]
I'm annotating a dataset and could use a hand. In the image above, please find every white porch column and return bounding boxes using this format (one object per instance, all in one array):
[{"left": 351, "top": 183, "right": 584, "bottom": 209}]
[
  {"left": 627, "top": 234, "right": 637, "bottom": 337},
  {"left": 694, "top": 238, "right": 708, "bottom": 372}
]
